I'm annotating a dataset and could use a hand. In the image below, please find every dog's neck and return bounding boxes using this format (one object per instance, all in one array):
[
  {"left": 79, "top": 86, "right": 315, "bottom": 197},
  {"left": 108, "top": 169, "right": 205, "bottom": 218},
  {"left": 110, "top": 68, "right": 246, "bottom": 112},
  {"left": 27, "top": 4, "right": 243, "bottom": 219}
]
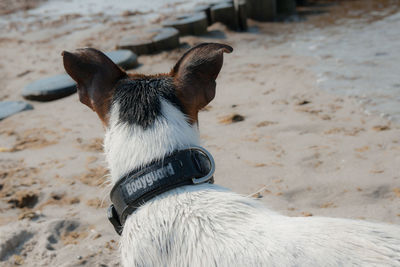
[{"left": 104, "top": 99, "right": 200, "bottom": 184}]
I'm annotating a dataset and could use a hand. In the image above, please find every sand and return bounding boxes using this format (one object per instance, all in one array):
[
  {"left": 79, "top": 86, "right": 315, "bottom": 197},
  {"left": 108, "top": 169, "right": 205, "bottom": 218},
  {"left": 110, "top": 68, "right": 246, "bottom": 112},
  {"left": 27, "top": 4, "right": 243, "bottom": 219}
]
[{"left": 0, "top": 0, "right": 399, "bottom": 266}]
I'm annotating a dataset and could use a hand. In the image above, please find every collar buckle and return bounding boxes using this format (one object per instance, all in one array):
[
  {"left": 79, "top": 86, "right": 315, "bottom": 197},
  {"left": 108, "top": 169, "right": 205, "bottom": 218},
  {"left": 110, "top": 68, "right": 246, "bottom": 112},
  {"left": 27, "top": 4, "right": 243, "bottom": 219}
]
[{"left": 107, "top": 204, "right": 123, "bottom": 235}]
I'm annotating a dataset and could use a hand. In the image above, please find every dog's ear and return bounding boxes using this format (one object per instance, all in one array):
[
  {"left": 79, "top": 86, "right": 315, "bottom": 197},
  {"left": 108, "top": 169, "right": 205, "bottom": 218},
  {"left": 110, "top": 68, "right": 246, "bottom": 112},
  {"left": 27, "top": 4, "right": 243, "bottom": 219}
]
[
  {"left": 171, "top": 43, "right": 233, "bottom": 123},
  {"left": 62, "top": 48, "right": 126, "bottom": 124}
]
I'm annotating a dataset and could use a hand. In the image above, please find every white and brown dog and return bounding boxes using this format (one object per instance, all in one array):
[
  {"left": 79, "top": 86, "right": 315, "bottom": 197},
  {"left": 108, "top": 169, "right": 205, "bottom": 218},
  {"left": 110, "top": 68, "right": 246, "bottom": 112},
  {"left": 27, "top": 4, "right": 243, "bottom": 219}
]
[{"left": 63, "top": 43, "right": 400, "bottom": 267}]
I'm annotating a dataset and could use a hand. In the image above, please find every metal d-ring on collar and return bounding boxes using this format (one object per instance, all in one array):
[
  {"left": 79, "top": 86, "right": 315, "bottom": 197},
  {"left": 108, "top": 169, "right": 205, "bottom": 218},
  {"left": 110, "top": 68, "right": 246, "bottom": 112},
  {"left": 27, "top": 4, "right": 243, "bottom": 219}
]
[
  {"left": 108, "top": 146, "right": 215, "bottom": 235},
  {"left": 190, "top": 146, "right": 215, "bottom": 184}
]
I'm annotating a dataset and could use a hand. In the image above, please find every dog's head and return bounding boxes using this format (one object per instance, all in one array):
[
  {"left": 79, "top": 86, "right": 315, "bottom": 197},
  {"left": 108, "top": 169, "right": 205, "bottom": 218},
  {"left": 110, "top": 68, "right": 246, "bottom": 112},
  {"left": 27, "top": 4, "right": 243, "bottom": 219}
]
[{"left": 62, "top": 43, "right": 232, "bottom": 128}]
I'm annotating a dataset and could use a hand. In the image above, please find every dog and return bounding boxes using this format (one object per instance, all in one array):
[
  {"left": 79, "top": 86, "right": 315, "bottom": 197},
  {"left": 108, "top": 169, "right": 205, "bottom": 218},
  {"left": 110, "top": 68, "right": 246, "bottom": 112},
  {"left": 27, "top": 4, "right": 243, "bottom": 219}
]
[{"left": 63, "top": 43, "right": 400, "bottom": 266}]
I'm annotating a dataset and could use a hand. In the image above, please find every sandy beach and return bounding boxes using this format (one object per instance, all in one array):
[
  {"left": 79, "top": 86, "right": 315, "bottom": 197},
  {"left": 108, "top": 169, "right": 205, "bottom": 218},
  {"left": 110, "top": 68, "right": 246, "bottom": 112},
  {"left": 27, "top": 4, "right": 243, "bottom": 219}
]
[{"left": 0, "top": 0, "right": 399, "bottom": 266}]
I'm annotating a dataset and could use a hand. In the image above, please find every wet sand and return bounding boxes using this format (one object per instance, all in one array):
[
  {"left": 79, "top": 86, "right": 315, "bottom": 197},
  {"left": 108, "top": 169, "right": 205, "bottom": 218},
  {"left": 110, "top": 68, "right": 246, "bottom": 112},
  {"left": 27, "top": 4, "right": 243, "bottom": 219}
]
[{"left": 0, "top": 0, "right": 399, "bottom": 266}]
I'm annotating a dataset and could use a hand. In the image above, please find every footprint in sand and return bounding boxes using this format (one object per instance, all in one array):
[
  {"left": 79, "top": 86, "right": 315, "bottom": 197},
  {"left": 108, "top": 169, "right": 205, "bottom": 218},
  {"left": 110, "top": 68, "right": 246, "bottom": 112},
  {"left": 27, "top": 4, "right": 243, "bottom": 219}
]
[
  {"left": 45, "top": 220, "right": 81, "bottom": 251},
  {"left": 0, "top": 230, "right": 34, "bottom": 262}
]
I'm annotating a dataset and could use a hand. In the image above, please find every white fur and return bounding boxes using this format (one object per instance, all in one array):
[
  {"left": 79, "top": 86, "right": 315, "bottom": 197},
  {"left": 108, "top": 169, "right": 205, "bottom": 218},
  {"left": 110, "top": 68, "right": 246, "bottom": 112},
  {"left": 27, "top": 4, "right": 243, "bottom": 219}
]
[
  {"left": 104, "top": 98, "right": 400, "bottom": 267},
  {"left": 104, "top": 100, "right": 199, "bottom": 183}
]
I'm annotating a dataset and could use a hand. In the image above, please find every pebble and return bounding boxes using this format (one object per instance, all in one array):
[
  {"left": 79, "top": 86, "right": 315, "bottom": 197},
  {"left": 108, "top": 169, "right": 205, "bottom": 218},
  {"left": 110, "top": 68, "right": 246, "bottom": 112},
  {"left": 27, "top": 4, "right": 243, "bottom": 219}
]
[
  {"left": 105, "top": 50, "right": 138, "bottom": 70},
  {"left": 0, "top": 101, "right": 33, "bottom": 120},
  {"left": 117, "top": 27, "right": 179, "bottom": 55},
  {"left": 22, "top": 74, "right": 76, "bottom": 101},
  {"left": 162, "top": 13, "right": 208, "bottom": 36}
]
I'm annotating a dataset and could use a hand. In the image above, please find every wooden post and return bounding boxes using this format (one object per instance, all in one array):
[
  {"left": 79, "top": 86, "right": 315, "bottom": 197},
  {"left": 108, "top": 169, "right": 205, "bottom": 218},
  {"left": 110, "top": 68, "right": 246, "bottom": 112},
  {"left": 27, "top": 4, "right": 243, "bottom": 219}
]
[
  {"left": 295, "top": 0, "right": 308, "bottom": 6},
  {"left": 194, "top": 5, "right": 213, "bottom": 25},
  {"left": 247, "top": 0, "right": 276, "bottom": 22},
  {"left": 234, "top": 0, "right": 248, "bottom": 31},
  {"left": 277, "top": 0, "right": 296, "bottom": 15},
  {"left": 211, "top": 3, "right": 239, "bottom": 31}
]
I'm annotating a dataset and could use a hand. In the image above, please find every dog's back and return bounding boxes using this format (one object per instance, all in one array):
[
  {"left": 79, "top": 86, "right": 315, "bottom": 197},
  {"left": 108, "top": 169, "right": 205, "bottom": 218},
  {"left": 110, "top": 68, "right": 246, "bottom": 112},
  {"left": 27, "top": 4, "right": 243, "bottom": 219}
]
[{"left": 120, "top": 184, "right": 400, "bottom": 266}]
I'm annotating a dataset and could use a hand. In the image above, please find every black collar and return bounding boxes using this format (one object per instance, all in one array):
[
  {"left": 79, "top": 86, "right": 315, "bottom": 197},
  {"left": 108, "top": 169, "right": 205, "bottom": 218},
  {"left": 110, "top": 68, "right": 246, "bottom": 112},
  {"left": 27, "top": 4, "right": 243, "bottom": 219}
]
[{"left": 107, "top": 146, "right": 215, "bottom": 235}]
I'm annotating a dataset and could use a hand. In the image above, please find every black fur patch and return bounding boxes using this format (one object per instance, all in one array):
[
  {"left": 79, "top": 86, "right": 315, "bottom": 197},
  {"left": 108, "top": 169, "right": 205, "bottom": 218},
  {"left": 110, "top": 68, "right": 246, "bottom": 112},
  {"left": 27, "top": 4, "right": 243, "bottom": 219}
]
[{"left": 112, "top": 77, "right": 184, "bottom": 129}]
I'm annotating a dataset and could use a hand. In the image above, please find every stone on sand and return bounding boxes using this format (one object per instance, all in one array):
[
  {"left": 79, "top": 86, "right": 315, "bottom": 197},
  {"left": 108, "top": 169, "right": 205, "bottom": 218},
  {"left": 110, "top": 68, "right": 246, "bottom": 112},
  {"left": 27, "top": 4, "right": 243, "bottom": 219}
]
[
  {"left": 22, "top": 74, "right": 76, "bottom": 101},
  {"left": 105, "top": 50, "right": 138, "bottom": 70},
  {"left": 0, "top": 101, "right": 33, "bottom": 120},
  {"left": 162, "top": 13, "right": 208, "bottom": 36},
  {"left": 117, "top": 27, "right": 180, "bottom": 55}
]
